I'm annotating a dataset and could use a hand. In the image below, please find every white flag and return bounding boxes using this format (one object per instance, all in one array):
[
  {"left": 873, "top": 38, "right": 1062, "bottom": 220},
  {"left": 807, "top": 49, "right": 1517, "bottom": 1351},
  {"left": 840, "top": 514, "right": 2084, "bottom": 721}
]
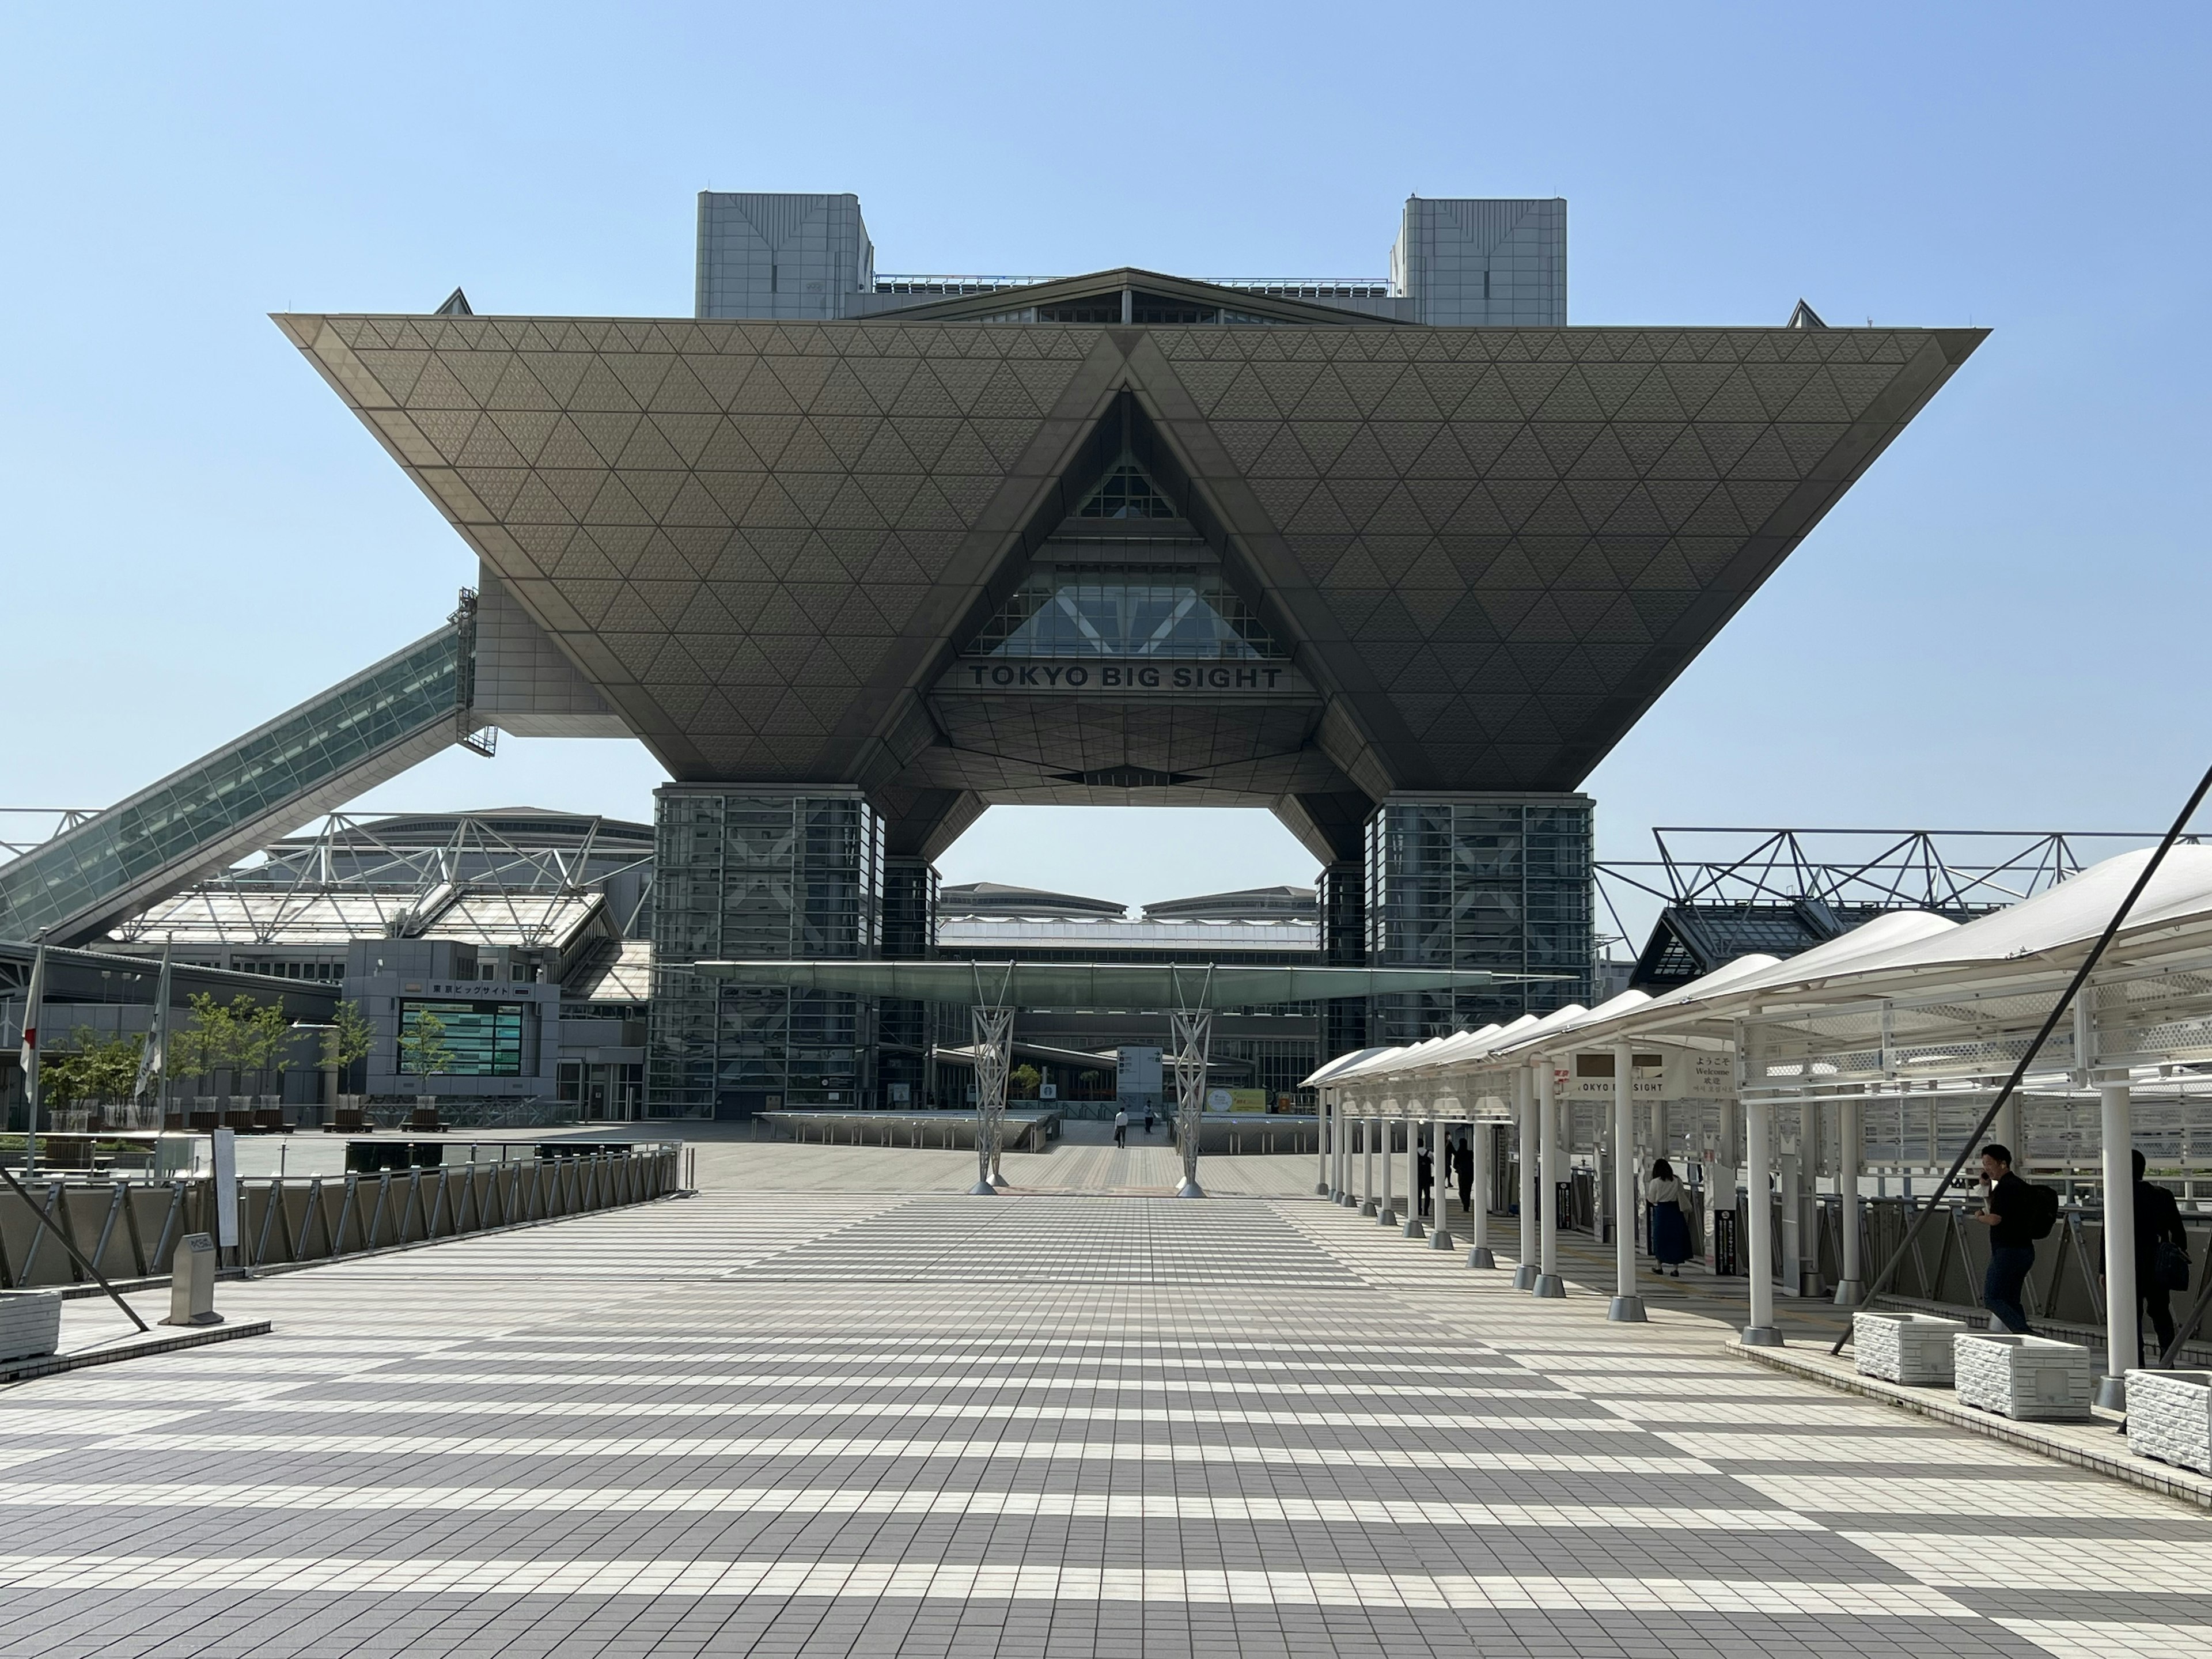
[{"left": 134, "top": 940, "right": 172, "bottom": 1101}]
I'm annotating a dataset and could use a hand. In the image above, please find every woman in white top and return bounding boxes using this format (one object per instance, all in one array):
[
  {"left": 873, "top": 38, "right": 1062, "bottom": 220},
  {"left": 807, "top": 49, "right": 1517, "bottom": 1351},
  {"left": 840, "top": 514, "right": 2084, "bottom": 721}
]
[{"left": 1645, "top": 1158, "right": 1692, "bottom": 1277}]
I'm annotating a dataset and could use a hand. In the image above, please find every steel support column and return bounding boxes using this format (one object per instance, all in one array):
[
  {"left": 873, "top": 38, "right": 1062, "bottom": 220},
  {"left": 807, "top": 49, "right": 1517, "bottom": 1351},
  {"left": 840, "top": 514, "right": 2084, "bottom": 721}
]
[
  {"left": 969, "top": 1005, "right": 1012, "bottom": 1196},
  {"left": 1170, "top": 1007, "right": 1209, "bottom": 1199}
]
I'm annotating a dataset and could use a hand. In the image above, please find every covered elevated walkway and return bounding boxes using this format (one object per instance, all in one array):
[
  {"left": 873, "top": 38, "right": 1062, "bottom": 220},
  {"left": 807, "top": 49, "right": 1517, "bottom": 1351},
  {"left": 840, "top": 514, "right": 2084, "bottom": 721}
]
[{"left": 1313, "top": 847, "right": 2212, "bottom": 1399}]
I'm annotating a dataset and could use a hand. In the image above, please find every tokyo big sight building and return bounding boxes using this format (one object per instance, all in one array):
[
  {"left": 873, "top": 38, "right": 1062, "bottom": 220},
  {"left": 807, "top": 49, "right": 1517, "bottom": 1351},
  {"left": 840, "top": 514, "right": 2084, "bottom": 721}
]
[{"left": 4, "top": 192, "right": 1983, "bottom": 1119}]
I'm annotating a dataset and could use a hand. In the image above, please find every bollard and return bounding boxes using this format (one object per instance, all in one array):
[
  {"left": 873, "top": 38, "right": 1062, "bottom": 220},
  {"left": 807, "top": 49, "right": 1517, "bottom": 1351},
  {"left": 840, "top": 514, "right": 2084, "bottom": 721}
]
[{"left": 164, "top": 1233, "right": 222, "bottom": 1327}]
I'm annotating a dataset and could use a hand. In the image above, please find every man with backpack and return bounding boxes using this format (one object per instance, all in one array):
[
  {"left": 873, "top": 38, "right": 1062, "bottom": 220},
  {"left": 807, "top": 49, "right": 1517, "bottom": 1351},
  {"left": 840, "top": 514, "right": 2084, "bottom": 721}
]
[{"left": 1970, "top": 1142, "right": 2055, "bottom": 1334}]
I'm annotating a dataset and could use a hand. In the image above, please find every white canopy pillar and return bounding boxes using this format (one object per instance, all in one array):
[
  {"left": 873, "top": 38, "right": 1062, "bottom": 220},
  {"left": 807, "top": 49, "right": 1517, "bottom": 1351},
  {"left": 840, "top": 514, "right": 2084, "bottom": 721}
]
[
  {"left": 1513, "top": 1067, "right": 1539, "bottom": 1289},
  {"left": 1327, "top": 1097, "right": 1344, "bottom": 1203},
  {"left": 2099, "top": 1077, "right": 2139, "bottom": 1409},
  {"left": 1316, "top": 1099, "right": 1331, "bottom": 1196},
  {"left": 1533, "top": 1057, "right": 1565, "bottom": 1297},
  {"left": 1361, "top": 1116, "right": 1378, "bottom": 1215},
  {"left": 1428, "top": 1112, "right": 1455, "bottom": 1249},
  {"left": 1834, "top": 1097, "right": 1864, "bottom": 1305},
  {"left": 1468, "top": 1120, "right": 1496, "bottom": 1268},
  {"left": 1609, "top": 1042, "right": 1646, "bottom": 1322},
  {"left": 1378, "top": 1111, "right": 1396, "bottom": 1224},
  {"left": 1402, "top": 1108, "right": 1425, "bottom": 1237},
  {"left": 1742, "top": 1093, "right": 1781, "bottom": 1344}
]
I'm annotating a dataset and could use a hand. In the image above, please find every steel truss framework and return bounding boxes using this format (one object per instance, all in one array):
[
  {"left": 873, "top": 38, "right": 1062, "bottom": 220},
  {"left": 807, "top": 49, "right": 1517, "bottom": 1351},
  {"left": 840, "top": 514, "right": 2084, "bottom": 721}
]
[{"left": 106, "top": 812, "right": 654, "bottom": 949}]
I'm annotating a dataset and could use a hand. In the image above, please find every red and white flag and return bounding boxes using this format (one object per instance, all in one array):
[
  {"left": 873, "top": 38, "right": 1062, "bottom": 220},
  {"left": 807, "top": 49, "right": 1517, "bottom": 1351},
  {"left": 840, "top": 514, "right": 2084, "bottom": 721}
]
[{"left": 18, "top": 940, "right": 44, "bottom": 1091}]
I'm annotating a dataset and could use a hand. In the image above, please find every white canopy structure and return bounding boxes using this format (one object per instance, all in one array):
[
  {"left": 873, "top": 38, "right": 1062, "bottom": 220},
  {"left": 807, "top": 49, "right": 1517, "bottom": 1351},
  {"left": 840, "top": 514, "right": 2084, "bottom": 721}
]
[{"left": 1305, "top": 847, "right": 2212, "bottom": 1388}]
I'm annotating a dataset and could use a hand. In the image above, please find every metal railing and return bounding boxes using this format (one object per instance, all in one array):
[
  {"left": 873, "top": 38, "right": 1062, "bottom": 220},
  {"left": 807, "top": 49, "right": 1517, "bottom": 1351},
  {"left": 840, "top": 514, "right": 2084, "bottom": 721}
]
[{"left": 0, "top": 1143, "right": 682, "bottom": 1289}]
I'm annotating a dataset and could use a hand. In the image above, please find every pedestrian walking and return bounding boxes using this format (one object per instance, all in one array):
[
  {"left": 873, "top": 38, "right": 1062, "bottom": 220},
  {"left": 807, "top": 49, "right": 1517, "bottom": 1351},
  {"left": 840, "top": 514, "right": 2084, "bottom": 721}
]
[
  {"left": 1114, "top": 1108, "right": 1128, "bottom": 1148},
  {"left": 1453, "top": 1132, "right": 1474, "bottom": 1215},
  {"left": 1144, "top": 1108, "right": 1155, "bottom": 1138},
  {"left": 1646, "top": 1158, "right": 1691, "bottom": 1278},
  {"left": 1417, "top": 1141, "right": 1434, "bottom": 1219},
  {"left": 1970, "top": 1143, "right": 2046, "bottom": 1335},
  {"left": 2133, "top": 1147, "right": 2190, "bottom": 1365}
]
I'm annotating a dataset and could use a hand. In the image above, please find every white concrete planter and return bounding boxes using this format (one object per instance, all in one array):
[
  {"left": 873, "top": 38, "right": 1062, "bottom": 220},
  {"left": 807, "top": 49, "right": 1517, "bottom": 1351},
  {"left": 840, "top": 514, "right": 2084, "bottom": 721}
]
[
  {"left": 0, "top": 1290, "right": 62, "bottom": 1363},
  {"left": 2124, "top": 1369, "right": 2212, "bottom": 1475},
  {"left": 1953, "top": 1332, "right": 2096, "bottom": 1422},
  {"left": 1854, "top": 1312, "right": 1967, "bottom": 1384}
]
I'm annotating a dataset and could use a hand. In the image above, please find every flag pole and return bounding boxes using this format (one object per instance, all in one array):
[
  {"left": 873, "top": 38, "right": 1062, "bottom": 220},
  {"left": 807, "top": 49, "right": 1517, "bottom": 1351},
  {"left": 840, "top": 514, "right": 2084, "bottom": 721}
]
[
  {"left": 134, "top": 938, "right": 173, "bottom": 1126},
  {"left": 20, "top": 934, "right": 46, "bottom": 1179}
]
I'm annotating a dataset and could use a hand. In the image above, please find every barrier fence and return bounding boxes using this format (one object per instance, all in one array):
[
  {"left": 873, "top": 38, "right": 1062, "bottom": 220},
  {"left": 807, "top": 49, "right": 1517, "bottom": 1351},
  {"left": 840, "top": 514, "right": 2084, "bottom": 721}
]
[{"left": 0, "top": 1143, "right": 683, "bottom": 1289}]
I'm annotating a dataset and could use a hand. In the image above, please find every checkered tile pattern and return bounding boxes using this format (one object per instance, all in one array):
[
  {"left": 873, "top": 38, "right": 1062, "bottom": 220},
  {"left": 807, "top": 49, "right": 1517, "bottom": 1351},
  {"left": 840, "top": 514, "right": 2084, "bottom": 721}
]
[{"left": 3, "top": 1152, "right": 2208, "bottom": 1657}]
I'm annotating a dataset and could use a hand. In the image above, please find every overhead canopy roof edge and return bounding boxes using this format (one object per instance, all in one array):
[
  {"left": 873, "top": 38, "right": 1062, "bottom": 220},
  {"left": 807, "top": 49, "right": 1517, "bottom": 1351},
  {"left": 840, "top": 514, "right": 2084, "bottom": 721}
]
[{"left": 694, "top": 960, "right": 1547, "bottom": 1008}]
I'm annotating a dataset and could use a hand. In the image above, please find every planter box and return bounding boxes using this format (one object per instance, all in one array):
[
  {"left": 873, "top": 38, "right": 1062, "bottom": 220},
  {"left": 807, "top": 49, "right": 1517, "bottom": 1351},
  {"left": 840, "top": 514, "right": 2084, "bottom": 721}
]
[
  {"left": 1953, "top": 1332, "right": 2096, "bottom": 1421},
  {"left": 0, "top": 1291, "right": 62, "bottom": 1364},
  {"left": 1854, "top": 1312, "right": 1968, "bottom": 1384},
  {"left": 2126, "top": 1369, "right": 2212, "bottom": 1474}
]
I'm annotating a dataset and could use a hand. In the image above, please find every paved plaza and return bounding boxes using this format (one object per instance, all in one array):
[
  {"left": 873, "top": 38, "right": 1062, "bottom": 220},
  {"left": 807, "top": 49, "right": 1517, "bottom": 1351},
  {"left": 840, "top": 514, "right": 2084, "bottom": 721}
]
[{"left": 3, "top": 1135, "right": 2211, "bottom": 1657}]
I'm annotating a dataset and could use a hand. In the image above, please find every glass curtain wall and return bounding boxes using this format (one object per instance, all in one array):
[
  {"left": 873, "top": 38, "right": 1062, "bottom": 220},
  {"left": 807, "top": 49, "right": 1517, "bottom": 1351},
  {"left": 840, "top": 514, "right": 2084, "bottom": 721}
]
[
  {"left": 648, "top": 788, "right": 882, "bottom": 1117},
  {"left": 1365, "top": 796, "right": 1593, "bottom": 1043}
]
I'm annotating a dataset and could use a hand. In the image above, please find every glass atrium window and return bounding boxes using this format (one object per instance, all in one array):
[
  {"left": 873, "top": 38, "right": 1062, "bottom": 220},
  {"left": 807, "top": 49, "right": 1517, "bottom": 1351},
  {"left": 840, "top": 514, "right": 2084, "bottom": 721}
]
[
  {"left": 965, "top": 565, "right": 1282, "bottom": 660},
  {"left": 1080, "top": 463, "right": 1176, "bottom": 520}
]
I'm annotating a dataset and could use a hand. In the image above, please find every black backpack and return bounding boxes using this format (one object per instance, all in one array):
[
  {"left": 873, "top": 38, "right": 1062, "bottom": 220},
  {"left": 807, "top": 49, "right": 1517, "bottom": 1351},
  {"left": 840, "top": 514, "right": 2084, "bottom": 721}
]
[{"left": 2022, "top": 1181, "right": 2062, "bottom": 1241}]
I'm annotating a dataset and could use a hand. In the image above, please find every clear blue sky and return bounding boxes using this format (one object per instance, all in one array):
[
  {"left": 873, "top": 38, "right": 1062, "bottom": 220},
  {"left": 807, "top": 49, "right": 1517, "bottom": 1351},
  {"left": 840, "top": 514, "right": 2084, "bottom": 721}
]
[{"left": 3, "top": 2, "right": 2205, "bottom": 933}]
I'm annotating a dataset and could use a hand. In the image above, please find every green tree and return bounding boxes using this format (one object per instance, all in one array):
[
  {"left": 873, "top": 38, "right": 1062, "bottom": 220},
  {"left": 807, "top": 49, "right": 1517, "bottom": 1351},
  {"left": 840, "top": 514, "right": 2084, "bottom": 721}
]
[
  {"left": 1007, "top": 1064, "right": 1042, "bottom": 1100},
  {"left": 42, "top": 1028, "right": 145, "bottom": 1107},
  {"left": 397, "top": 1008, "right": 456, "bottom": 1081},
  {"left": 320, "top": 1000, "right": 376, "bottom": 1073}
]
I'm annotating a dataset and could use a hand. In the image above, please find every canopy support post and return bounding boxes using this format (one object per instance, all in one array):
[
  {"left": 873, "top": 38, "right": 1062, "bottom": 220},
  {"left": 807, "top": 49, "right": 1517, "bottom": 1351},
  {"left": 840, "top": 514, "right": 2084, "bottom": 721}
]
[
  {"left": 1513, "top": 1069, "right": 1539, "bottom": 1288},
  {"left": 1743, "top": 1093, "right": 1782, "bottom": 1344},
  {"left": 1609, "top": 1041, "right": 1647, "bottom": 1321},
  {"left": 1427, "top": 1112, "right": 1455, "bottom": 1249},
  {"left": 1834, "top": 1097, "right": 1864, "bottom": 1305},
  {"left": 1533, "top": 1058, "right": 1565, "bottom": 1297},
  {"left": 1468, "top": 1121, "right": 1496, "bottom": 1269}
]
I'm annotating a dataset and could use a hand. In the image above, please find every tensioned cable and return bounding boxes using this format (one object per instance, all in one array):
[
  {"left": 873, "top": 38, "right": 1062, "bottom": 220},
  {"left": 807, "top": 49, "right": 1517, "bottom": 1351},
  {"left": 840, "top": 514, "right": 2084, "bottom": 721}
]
[{"left": 1830, "top": 754, "right": 2212, "bottom": 1356}]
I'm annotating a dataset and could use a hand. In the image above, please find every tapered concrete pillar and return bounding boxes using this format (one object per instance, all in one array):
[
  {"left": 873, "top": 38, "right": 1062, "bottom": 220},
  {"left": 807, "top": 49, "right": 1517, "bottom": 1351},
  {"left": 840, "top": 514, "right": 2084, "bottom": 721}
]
[
  {"left": 1742, "top": 1095, "right": 1781, "bottom": 1345},
  {"left": 1609, "top": 1043, "right": 1646, "bottom": 1321},
  {"left": 1468, "top": 1120, "right": 1495, "bottom": 1268},
  {"left": 1378, "top": 1115, "right": 1396, "bottom": 1224},
  {"left": 2099, "top": 1079, "right": 2138, "bottom": 1410},
  {"left": 1317, "top": 1100, "right": 1332, "bottom": 1196},
  {"left": 1513, "top": 1067, "right": 1539, "bottom": 1289},
  {"left": 1533, "top": 1059, "right": 1565, "bottom": 1298},
  {"left": 1834, "top": 1097, "right": 1864, "bottom": 1305},
  {"left": 1361, "top": 1118, "right": 1378, "bottom": 1215}
]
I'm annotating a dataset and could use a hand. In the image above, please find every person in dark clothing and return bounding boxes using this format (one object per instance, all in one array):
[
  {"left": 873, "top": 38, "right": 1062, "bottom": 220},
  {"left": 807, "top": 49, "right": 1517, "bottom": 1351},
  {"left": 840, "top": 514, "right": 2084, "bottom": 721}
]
[
  {"left": 2132, "top": 1147, "right": 2190, "bottom": 1365},
  {"left": 1970, "top": 1143, "right": 2036, "bottom": 1335},
  {"left": 1646, "top": 1158, "right": 1692, "bottom": 1275},
  {"left": 1417, "top": 1143, "right": 1434, "bottom": 1219},
  {"left": 1453, "top": 1135, "right": 1475, "bottom": 1215}
]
